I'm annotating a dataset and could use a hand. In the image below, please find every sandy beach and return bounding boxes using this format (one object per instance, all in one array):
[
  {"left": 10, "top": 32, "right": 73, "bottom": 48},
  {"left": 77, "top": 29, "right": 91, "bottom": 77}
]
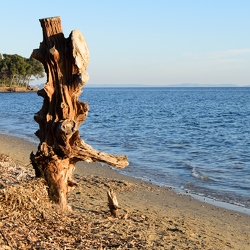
[{"left": 0, "top": 134, "right": 249, "bottom": 249}]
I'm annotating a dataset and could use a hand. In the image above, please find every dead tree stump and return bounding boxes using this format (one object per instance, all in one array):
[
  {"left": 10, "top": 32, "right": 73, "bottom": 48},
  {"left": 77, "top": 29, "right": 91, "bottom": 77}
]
[{"left": 30, "top": 17, "right": 129, "bottom": 210}]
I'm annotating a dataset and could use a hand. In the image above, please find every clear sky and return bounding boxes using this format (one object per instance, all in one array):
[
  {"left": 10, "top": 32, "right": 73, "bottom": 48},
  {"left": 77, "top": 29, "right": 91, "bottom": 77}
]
[{"left": 1, "top": 0, "right": 249, "bottom": 87}]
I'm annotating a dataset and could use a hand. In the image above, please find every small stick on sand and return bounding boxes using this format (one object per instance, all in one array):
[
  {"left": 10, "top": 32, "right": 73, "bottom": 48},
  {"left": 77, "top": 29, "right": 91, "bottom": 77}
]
[{"left": 107, "top": 189, "right": 120, "bottom": 218}]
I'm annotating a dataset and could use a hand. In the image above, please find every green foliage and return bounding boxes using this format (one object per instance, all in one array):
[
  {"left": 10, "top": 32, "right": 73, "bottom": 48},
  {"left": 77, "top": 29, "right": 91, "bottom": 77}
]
[{"left": 0, "top": 53, "right": 44, "bottom": 87}]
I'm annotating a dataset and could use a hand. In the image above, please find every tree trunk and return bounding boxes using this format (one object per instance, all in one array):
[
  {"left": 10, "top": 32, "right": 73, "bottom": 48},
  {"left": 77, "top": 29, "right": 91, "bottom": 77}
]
[{"left": 31, "top": 17, "right": 129, "bottom": 210}]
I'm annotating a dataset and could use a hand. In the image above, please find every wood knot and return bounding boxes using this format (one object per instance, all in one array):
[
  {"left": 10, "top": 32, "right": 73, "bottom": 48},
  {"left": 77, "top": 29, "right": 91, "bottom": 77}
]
[
  {"left": 57, "top": 119, "right": 76, "bottom": 136},
  {"left": 49, "top": 46, "right": 60, "bottom": 62}
]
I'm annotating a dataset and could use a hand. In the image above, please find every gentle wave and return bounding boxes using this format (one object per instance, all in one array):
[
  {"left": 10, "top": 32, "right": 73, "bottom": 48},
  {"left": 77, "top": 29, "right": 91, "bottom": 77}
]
[{"left": 191, "top": 167, "right": 211, "bottom": 181}]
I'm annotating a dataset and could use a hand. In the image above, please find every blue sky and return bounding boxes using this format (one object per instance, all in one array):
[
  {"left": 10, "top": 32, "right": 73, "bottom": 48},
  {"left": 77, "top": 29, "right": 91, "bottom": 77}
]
[{"left": 1, "top": 0, "right": 249, "bottom": 86}]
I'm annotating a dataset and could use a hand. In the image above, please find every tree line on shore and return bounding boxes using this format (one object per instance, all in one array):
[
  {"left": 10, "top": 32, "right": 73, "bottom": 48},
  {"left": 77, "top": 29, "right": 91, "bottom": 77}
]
[{"left": 0, "top": 53, "right": 44, "bottom": 88}]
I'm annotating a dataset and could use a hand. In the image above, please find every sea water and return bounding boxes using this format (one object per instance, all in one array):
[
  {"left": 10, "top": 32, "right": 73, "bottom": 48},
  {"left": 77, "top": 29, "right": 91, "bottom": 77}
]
[{"left": 0, "top": 87, "right": 249, "bottom": 210}]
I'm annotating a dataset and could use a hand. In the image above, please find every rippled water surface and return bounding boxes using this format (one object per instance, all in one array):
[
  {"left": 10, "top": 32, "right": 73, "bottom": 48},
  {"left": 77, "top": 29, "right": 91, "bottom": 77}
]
[{"left": 0, "top": 87, "right": 249, "bottom": 209}]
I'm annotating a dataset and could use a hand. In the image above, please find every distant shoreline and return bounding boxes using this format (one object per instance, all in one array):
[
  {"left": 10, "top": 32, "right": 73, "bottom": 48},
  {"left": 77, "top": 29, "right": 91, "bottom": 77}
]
[{"left": 0, "top": 86, "right": 39, "bottom": 93}]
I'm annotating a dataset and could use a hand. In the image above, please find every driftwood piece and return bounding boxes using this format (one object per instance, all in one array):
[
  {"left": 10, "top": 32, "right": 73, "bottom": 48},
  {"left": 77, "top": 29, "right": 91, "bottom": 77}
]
[
  {"left": 107, "top": 189, "right": 120, "bottom": 218},
  {"left": 30, "top": 17, "right": 129, "bottom": 210}
]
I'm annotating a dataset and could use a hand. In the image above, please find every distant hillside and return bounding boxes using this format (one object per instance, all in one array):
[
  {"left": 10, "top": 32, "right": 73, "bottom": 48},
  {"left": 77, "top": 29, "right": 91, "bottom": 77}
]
[{"left": 33, "top": 83, "right": 249, "bottom": 89}]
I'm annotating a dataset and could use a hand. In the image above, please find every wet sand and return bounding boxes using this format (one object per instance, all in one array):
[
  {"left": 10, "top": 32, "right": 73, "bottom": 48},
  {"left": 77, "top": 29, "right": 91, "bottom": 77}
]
[{"left": 0, "top": 133, "right": 249, "bottom": 249}]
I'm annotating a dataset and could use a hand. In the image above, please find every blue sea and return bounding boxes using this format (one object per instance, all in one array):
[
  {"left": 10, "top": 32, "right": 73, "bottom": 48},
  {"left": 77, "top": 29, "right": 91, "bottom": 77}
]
[{"left": 0, "top": 87, "right": 249, "bottom": 212}]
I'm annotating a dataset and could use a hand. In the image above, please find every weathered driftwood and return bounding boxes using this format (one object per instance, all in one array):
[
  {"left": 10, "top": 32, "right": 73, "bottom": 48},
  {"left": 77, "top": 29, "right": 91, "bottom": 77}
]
[
  {"left": 30, "top": 17, "right": 128, "bottom": 210},
  {"left": 107, "top": 189, "right": 120, "bottom": 218}
]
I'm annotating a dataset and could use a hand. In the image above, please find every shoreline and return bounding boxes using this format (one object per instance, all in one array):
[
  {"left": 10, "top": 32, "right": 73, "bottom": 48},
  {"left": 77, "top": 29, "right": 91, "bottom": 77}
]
[
  {"left": 0, "top": 87, "right": 39, "bottom": 93},
  {"left": 1, "top": 133, "right": 249, "bottom": 216},
  {"left": 0, "top": 133, "right": 250, "bottom": 248}
]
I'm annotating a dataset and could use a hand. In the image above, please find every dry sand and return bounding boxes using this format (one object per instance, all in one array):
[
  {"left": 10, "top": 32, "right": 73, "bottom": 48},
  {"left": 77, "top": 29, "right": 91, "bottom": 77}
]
[{"left": 0, "top": 134, "right": 249, "bottom": 249}]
